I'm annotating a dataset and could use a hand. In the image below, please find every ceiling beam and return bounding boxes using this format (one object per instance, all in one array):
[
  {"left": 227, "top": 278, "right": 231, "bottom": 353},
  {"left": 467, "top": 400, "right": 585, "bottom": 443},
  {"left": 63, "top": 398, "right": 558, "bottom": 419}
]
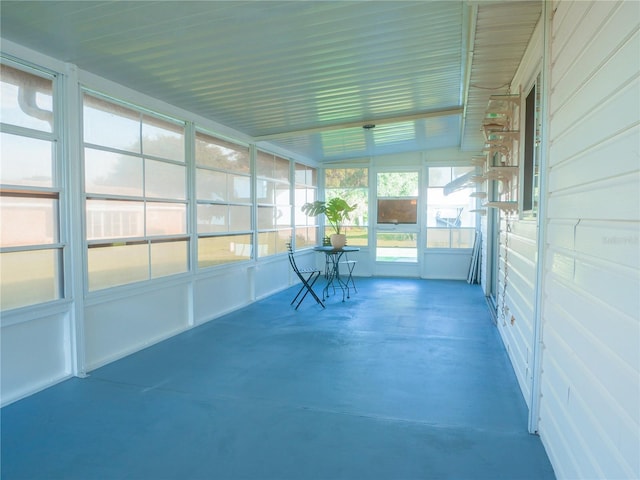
[{"left": 253, "top": 106, "right": 464, "bottom": 141}]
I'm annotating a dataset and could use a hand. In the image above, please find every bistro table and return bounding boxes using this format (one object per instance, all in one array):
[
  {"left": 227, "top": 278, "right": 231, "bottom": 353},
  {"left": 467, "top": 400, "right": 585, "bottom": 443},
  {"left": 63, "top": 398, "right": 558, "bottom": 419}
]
[{"left": 313, "top": 246, "right": 360, "bottom": 301}]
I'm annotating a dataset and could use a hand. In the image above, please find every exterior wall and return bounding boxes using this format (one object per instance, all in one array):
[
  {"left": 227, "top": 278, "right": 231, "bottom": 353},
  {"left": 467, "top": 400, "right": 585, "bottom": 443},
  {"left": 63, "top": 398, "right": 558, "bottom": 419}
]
[
  {"left": 539, "top": 1, "right": 640, "bottom": 479},
  {"left": 486, "top": 19, "right": 543, "bottom": 409}
]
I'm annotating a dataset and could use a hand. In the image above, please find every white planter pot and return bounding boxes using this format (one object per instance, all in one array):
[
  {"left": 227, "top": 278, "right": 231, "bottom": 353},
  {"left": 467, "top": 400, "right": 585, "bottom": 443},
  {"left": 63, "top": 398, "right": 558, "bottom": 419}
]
[{"left": 330, "top": 234, "right": 346, "bottom": 249}]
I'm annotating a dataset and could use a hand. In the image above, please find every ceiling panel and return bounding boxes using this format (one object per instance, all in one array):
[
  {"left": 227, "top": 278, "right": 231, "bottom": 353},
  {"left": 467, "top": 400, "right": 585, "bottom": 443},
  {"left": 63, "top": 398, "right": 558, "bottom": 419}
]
[{"left": 1, "top": 1, "right": 541, "bottom": 162}]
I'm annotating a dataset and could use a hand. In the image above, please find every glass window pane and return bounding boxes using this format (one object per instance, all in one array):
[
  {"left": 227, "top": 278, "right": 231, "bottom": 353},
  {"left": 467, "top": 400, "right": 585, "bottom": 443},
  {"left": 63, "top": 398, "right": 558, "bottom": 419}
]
[
  {"left": 256, "top": 150, "right": 274, "bottom": 178},
  {"left": 426, "top": 228, "right": 451, "bottom": 248},
  {"left": 294, "top": 227, "right": 318, "bottom": 249},
  {"left": 376, "top": 233, "right": 417, "bottom": 262},
  {"left": 84, "top": 148, "right": 143, "bottom": 196},
  {"left": 344, "top": 226, "right": 367, "bottom": 247},
  {"left": 295, "top": 164, "right": 316, "bottom": 186},
  {"left": 0, "top": 249, "right": 61, "bottom": 310},
  {"left": 276, "top": 206, "right": 291, "bottom": 227},
  {"left": 86, "top": 199, "right": 144, "bottom": 240},
  {"left": 257, "top": 231, "right": 277, "bottom": 257},
  {"left": 198, "top": 234, "right": 252, "bottom": 268},
  {"left": 452, "top": 228, "right": 476, "bottom": 248},
  {"left": 325, "top": 168, "right": 368, "bottom": 188},
  {"left": 197, "top": 204, "right": 228, "bottom": 233},
  {"left": 151, "top": 240, "right": 188, "bottom": 278},
  {"left": 256, "top": 179, "right": 275, "bottom": 204},
  {"left": 428, "top": 167, "right": 451, "bottom": 187},
  {"left": 0, "top": 64, "right": 53, "bottom": 132},
  {"left": 229, "top": 205, "right": 251, "bottom": 231},
  {"left": 0, "top": 133, "right": 53, "bottom": 187},
  {"left": 257, "top": 206, "right": 276, "bottom": 229},
  {"left": 195, "top": 132, "right": 250, "bottom": 172},
  {"left": 228, "top": 174, "right": 251, "bottom": 202},
  {"left": 1, "top": 196, "right": 57, "bottom": 247},
  {"left": 142, "top": 115, "right": 184, "bottom": 162},
  {"left": 146, "top": 202, "right": 186, "bottom": 236},
  {"left": 83, "top": 94, "right": 141, "bottom": 153},
  {"left": 377, "top": 171, "right": 419, "bottom": 197},
  {"left": 88, "top": 243, "right": 148, "bottom": 291},
  {"left": 145, "top": 160, "right": 185, "bottom": 200},
  {"left": 196, "top": 168, "right": 226, "bottom": 201},
  {"left": 274, "top": 156, "right": 289, "bottom": 182}
]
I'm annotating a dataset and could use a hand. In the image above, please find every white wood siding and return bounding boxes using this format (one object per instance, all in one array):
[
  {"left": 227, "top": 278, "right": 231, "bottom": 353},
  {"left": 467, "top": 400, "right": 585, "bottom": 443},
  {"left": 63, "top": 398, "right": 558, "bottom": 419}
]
[
  {"left": 539, "top": 2, "right": 640, "bottom": 479},
  {"left": 488, "top": 19, "right": 543, "bottom": 410}
]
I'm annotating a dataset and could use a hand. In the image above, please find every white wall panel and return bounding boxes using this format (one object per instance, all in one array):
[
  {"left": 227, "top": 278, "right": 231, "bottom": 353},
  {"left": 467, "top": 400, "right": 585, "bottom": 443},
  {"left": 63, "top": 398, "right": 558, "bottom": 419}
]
[
  {"left": 254, "top": 255, "right": 292, "bottom": 300},
  {"left": 539, "top": 1, "right": 640, "bottom": 479},
  {"left": 84, "top": 284, "right": 190, "bottom": 370},
  {"left": 1, "top": 312, "right": 71, "bottom": 405},
  {"left": 422, "top": 251, "right": 471, "bottom": 280},
  {"left": 193, "top": 267, "right": 254, "bottom": 325}
]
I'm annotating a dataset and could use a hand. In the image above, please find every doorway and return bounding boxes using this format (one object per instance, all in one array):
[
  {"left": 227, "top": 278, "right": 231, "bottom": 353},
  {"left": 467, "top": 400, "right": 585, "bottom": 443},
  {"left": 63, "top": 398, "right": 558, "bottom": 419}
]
[{"left": 374, "top": 170, "right": 420, "bottom": 276}]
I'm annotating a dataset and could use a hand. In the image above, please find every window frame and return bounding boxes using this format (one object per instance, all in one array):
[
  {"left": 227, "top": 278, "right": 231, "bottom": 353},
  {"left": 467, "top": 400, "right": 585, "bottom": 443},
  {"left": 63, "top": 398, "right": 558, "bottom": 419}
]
[
  {"left": 0, "top": 58, "right": 65, "bottom": 311},
  {"left": 82, "top": 90, "right": 189, "bottom": 292}
]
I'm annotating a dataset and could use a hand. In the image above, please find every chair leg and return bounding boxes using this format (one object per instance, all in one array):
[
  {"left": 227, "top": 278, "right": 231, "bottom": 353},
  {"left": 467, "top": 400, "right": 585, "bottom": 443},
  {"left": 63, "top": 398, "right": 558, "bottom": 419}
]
[{"left": 293, "top": 272, "right": 325, "bottom": 310}]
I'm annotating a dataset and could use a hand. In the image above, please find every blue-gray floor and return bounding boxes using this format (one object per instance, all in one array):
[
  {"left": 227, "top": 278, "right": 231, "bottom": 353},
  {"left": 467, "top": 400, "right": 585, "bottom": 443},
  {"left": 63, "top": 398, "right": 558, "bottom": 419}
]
[{"left": 1, "top": 278, "right": 555, "bottom": 480}]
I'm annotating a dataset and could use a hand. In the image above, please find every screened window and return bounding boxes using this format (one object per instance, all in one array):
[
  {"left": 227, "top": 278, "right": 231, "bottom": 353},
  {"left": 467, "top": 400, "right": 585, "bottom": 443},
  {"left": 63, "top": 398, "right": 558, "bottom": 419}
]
[
  {"left": 256, "top": 150, "right": 291, "bottom": 257},
  {"left": 324, "top": 167, "right": 368, "bottom": 246},
  {"left": 195, "top": 131, "right": 252, "bottom": 267},
  {"left": 0, "top": 62, "right": 62, "bottom": 310},
  {"left": 83, "top": 93, "right": 188, "bottom": 291},
  {"left": 294, "top": 163, "right": 318, "bottom": 249},
  {"left": 426, "top": 167, "right": 476, "bottom": 249}
]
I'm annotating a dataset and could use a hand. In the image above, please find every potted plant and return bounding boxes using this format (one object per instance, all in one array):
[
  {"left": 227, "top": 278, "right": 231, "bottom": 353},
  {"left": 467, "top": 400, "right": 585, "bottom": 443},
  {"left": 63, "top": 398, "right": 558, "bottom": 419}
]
[{"left": 302, "top": 197, "right": 357, "bottom": 249}]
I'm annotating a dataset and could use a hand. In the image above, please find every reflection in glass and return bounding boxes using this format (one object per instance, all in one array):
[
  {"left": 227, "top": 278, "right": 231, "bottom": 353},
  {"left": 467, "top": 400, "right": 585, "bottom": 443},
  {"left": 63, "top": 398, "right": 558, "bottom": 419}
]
[
  {"left": 197, "top": 204, "right": 228, "bottom": 233},
  {"left": 151, "top": 240, "right": 188, "bottom": 278},
  {"left": 196, "top": 168, "right": 226, "bottom": 201},
  {"left": 195, "top": 132, "right": 249, "bottom": 172},
  {"left": 0, "top": 133, "right": 53, "bottom": 187},
  {"left": 0, "top": 64, "right": 53, "bottom": 132},
  {"left": 142, "top": 115, "right": 184, "bottom": 162},
  {"left": 0, "top": 249, "right": 61, "bottom": 310},
  {"left": 83, "top": 94, "right": 140, "bottom": 152},
  {"left": 376, "top": 233, "right": 417, "bottom": 262},
  {"left": 146, "top": 202, "right": 187, "bottom": 236},
  {"left": 145, "top": 160, "right": 185, "bottom": 200},
  {"left": 0, "top": 196, "right": 58, "bottom": 247},
  {"left": 84, "top": 148, "right": 143, "bottom": 196},
  {"left": 86, "top": 199, "right": 144, "bottom": 240},
  {"left": 198, "top": 234, "right": 252, "bottom": 268},
  {"left": 88, "top": 243, "right": 148, "bottom": 291}
]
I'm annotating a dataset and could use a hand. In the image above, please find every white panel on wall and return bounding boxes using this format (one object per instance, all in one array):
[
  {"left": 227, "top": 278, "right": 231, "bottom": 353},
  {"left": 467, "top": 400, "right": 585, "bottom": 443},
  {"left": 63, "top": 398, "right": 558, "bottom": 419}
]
[
  {"left": 84, "top": 284, "right": 190, "bottom": 370},
  {"left": 254, "top": 255, "right": 292, "bottom": 300},
  {"left": 422, "top": 251, "right": 472, "bottom": 280},
  {"left": 193, "top": 266, "right": 254, "bottom": 325},
  {"left": 540, "top": 1, "right": 640, "bottom": 479},
  {"left": 1, "top": 313, "right": 71, "bottom": 405}
]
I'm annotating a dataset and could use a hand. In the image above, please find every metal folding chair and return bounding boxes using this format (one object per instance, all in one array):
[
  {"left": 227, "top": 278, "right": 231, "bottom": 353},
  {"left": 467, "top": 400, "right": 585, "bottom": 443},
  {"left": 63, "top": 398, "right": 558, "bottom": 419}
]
[
  {"left": 287, "top": 243, "right": 325, "bottom": 310},
  {"left": 340, "top": 252, "right": 357, "bottom": 294}
]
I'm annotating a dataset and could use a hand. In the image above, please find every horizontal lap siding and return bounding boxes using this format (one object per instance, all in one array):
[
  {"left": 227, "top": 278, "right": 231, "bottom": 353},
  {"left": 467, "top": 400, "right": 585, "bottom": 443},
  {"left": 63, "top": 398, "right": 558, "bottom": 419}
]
[
  {"left": 540, "top": 1, "right": 640, "bottom": 479},
  {"left": 497, "top": 220, "right": 536, "bottom": 406}
]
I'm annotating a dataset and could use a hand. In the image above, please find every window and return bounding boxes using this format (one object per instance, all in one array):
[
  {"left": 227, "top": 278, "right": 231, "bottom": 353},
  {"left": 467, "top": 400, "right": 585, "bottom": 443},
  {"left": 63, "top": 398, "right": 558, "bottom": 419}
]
[
  {"left": 83, "top": 93, "right": 188, "bottom": 291},
  {"left": 522, "top": 76, "right": 541, "bottom": 215},
  {"left": 294, "top": 163, "right": 318, "bottom": 249},
  {"left": 0, "top": 62, "right": 62, "bottom": 310},
  {"left": 426, "top": 167, "right": 476, "bottom": 248},
  {"left": 195, "top": 131, "right": 252, "bottom": 267},
  {"left": 256, "top": 150, "right": 291, "bottom": 257},
  {"left": 324, "top": 167, "right": 368, "bottom": 246}
]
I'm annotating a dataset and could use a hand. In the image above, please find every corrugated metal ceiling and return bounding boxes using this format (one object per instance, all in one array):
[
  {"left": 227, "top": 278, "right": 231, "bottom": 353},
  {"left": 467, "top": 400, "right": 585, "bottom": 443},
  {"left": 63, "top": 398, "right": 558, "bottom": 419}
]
[{"left": 0, "top": 1, "right": 541, "bottom": 162}]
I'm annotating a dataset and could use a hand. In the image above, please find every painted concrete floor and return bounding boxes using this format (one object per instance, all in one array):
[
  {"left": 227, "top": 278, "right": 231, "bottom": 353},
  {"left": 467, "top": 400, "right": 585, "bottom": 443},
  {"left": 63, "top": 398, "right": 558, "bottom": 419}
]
[{"left": 1, "top": 278, "right": 555, "bottom": 480}]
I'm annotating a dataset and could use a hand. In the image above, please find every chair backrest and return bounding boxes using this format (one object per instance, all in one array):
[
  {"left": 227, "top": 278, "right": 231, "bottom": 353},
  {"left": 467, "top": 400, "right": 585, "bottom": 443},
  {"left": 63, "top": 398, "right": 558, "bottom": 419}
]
[{"left": 286, "top": 242, "right": 300, "bottom": 274}]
